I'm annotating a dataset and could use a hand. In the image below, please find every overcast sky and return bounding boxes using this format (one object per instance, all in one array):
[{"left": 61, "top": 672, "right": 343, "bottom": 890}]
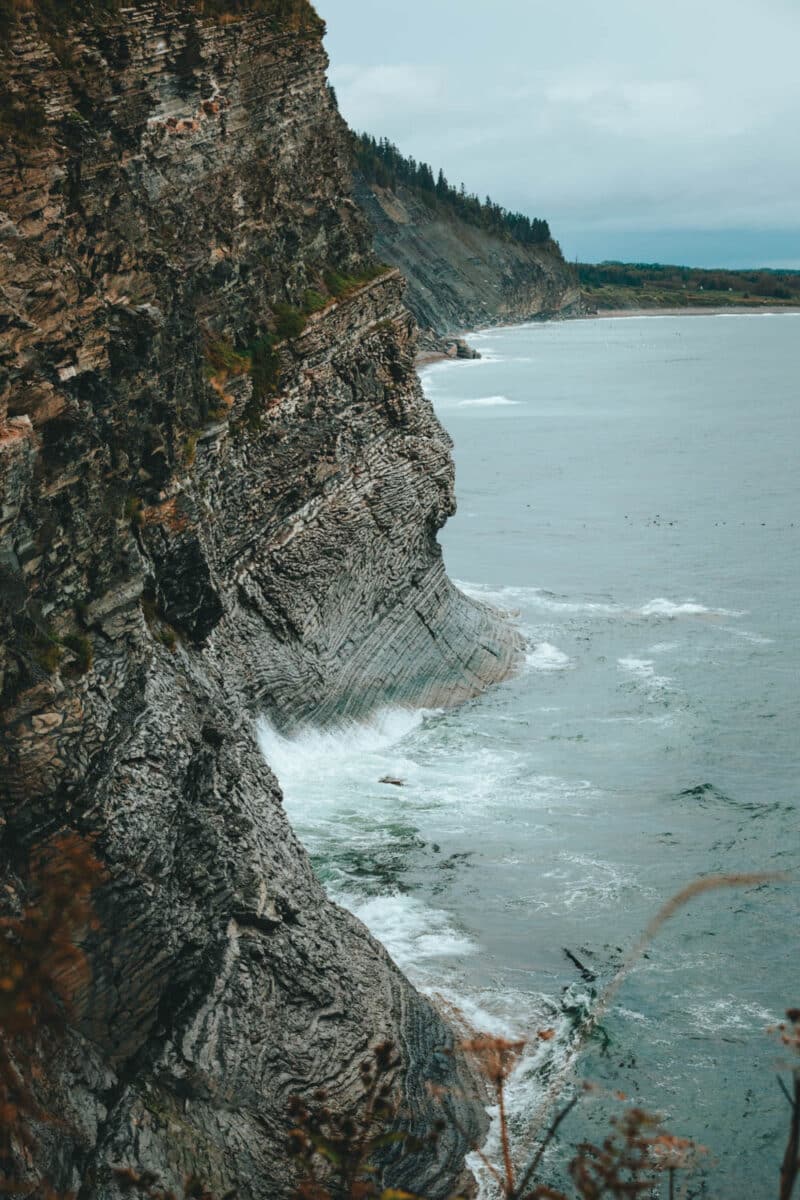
[{"left": 314, "top": 0, "right": 800, "bottom": 268}]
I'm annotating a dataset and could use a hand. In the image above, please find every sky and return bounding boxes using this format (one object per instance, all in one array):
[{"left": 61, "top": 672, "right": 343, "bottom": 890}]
[{"left": 314, "top": 0, "right": 800, "bottom": 268}]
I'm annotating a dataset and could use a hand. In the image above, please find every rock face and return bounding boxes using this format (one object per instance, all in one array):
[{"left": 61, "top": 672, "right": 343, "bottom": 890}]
[
  {"left": 0, "top": 5, "right": 520, "bottom": 1196},
  {"left": 355, "top": 176, "right": 582, "bottom": 353}
]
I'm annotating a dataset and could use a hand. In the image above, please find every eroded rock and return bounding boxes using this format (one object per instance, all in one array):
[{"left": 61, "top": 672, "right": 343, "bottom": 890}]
[{"left": 0, "top": 6, "right": 520, "bottom": 1196}]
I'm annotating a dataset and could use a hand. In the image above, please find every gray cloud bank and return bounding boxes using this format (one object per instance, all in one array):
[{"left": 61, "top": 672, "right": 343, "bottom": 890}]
[{"left": 315, "top": 0, "right": 800, "bottom": 267}]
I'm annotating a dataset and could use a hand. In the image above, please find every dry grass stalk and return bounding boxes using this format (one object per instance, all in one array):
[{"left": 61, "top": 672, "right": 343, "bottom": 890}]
[
  {"left": 517, "top": 872, "right": 787, "bottom": 1154},
  {"left": 773, "top": 1009, "right": 800, "bottom": 1200}
]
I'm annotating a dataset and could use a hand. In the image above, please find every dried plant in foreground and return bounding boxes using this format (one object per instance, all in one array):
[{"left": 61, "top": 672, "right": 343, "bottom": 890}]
[
  {"left": 0, "top": 856, "right": 793, "bottom": 1200},
  {"left": 773, "top": 1008, "right": 800, "bottom": 1200},
  {"left": 565, "top": 1106, "right": 706, "bottom": 1200},
  {"left": 516, "top": 873, "right": 786, "bottom": 1152}
]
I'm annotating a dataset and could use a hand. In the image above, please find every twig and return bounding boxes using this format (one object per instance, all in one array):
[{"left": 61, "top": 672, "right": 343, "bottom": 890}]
[
  {"left": 496, "top": 1077, "right": 515, "bottom": 1193},
  {"left": 513, "top": 1095, "right": 579, "bottom": 1198},
  {"left": 779, "top": 1068, "right": 800, "bottom": 1200},
  {"left": 516, "top": 873, "right": 788, "bottom": 1166}
]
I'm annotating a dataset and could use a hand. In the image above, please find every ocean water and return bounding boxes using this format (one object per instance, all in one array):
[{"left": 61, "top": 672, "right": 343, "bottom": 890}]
[{"left": 258, "top": 314, "right": 799, "bottom": 1197}]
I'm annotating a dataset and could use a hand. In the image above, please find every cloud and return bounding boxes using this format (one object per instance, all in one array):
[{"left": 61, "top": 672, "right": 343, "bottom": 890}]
[
  {"left": 330, "top": 64, "right": 447, "bottom": 128},
  {"left": 316, "top": 0, "right": 800, "bottom": 264}
]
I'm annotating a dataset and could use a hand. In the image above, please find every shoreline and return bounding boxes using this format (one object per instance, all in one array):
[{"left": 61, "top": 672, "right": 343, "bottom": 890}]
[
  {"left": 415, "top": 304, "right": 800, "bottom": 365},
  {"left": 580, "top": 304, "right": 800, "bottom": 319}
]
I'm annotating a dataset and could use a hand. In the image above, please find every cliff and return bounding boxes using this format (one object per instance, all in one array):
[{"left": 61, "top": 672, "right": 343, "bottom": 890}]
[
  {"left": 354, "top": 175, "right": 582, "bottom": 354},
  {"left": 0, "top": 3, "right": 520, "bottom": 1195}
]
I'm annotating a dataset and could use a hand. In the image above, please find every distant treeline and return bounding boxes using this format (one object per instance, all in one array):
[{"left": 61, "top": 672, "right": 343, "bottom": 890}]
[
  {"left": 578, "top": 261, "right": 800, "bottom": 301},
  {"left": 353, "top": 132, "right": 553, "bottom": 248}
]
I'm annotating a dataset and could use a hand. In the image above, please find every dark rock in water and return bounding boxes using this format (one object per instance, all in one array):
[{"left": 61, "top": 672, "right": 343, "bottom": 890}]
[
  {"left": 380, "top": 775, "right": 405, "bottom": 787},
  {"left": 677, "top": 782, "right": 735, "bottom": 805},
  {"left": 0, "top": 7, "right": 522, "bottom": 1197},
  {"left": 563, "top": 947, "right": 598, "bottom": 984}
]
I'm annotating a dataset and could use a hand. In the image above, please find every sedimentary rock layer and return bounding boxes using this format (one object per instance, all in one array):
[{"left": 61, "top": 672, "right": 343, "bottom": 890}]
[
  {"left": 0, "top": 4, "right": 518, "bottom": 1196},
  {"left": 355, "top": 176, "right": 582, "bottom": 351}
]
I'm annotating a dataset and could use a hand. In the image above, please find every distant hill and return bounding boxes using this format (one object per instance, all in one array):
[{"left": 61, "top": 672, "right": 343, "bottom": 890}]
[
  {"left": 579, "top": 261, "right": 800, "bottom": 312},
  {"left": 352, "top": 133, "right": 580, "bottom": 353}
]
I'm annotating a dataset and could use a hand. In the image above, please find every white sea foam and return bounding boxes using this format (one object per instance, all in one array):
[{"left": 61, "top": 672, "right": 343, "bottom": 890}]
[
  {"left": 686, "top": 995, "right": 778, "bottom": 1035},
  {"left": 465, "top": 983, "right": 594, "bottom": 1199},
  {"left": 457, "top": 394, "right": 519, "bottom": 407},
  {"left": 618, "top": 656, "right": 672, "bottom": 690},
  {"left": 256, "top": 706, "right": 428, "bottom": 785},
  {"left": 723, "top": 626, "right": 774, "bottom": 645},
  {"left": 340, "top": 891, "right": 478, "bottom": 973},
  {"left": 639, "top": 597, "right": 745, "bottom": 617},
  {"left": 537, "top": 851, "right": 642, "bottom": 913},
  {"left": 456, "top": 579, "right": 745, "bottom": 622},
  {"left": 428, "top": 985, "right": 522, "bottom": 1039},
  {"left": 456, "top": 579, "right": 619, "bottom": 614},
  {"left": 526, "top": 642, "right": 572, "bottom": 671}
]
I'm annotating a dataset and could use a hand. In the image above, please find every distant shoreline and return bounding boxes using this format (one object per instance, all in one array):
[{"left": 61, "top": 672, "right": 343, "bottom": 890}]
[
  {"left": 415, "top": 303, "right": 800, "bottom": 366},
  {"left": 580, "top": 305, "right": 800, "bottom": 319}
]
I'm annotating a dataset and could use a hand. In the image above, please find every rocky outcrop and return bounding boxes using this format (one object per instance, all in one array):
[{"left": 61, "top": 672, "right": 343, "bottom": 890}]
[
  {"left": 0, "top": 4, "right": 520, "bottom": 1197},
  {"left": 355, "top": 177, "right": 582, "bottom": 353}
]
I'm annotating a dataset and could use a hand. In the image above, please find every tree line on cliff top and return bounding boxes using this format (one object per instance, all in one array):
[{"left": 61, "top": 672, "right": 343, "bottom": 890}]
[{"left": 353, "top": 131, "right": 554, "bottom": 250}]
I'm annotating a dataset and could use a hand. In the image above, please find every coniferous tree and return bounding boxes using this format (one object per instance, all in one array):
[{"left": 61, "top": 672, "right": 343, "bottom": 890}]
[{"left": 352, "top": 131, "right": 553, "bottom": 248}]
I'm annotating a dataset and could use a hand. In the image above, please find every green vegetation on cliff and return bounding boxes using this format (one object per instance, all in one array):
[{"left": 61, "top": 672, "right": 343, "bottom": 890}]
[
  {"left": 579, "top": 260, "right": 800, "bottom": 311},
  {"left": 353, "top": 131, "right": 555, "bottom": 249}
]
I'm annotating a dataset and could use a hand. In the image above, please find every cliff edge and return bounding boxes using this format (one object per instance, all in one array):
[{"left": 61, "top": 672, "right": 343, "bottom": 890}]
[
  {"left": 0, "top": 3, "right": 520, "bottom": 1195},
  {"left": 354, "top": 170, "right": 581, "bottom": 353}
]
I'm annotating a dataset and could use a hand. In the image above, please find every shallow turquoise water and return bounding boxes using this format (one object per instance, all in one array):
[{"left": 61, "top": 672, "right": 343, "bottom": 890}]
[{"left": 260, "top": 313, "right": 799, "bottom": 1197}]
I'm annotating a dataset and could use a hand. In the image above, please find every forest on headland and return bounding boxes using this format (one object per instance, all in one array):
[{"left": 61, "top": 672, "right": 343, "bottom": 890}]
[
  {"left": 352, "top": 130, "right": 799, "bottom": 314},
  {"left": 353, "top": 131, "right": 555, "bottom": 248}
]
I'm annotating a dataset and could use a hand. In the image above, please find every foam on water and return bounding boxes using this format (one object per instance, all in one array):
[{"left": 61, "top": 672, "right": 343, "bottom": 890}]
[
  {"left": 723, "top": 626, "right": 775, "bottom": 645},
  {"left": 526, "top": 642, "right": 572, "bottom": 671},
  {"left": 256, "top": 707, "right": 428, "bottom": 785},
  {"left": 456, "top": 579, "right": 620, "bottom": 614},
  {"left": 617, "top": 656, "right": 673, "bottom": 690},
  {"left": 639, "top": 597, "right": 745, "bottom": 617},
  {"left": 341, "top": 892, "right": 478, "bottom": 973},
  {"left": 457, "top": 579, "right": 747, "bottom": 621},
  {"left": 424, "top": 315, "right": 796, "bottom": 1193},
  {"left": 457, "top": 395, "right": 520, "bottom": 408},
  {"left": 686, "top": 995, "right": 778, "bottom": 1035}
]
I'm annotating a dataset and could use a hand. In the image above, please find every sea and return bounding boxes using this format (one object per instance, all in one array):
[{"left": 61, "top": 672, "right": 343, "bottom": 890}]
[{"left": 258, "top": 313, "right": 799, "bottom": 1198}]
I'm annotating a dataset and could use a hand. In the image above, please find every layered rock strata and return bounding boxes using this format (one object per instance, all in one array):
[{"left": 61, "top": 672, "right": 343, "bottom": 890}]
[
  {"left": 355, "top": 177, "right": 582, "bottom": 353},
  {"left": 0, "top": 4, "right": 520, "bottom": 1196}
]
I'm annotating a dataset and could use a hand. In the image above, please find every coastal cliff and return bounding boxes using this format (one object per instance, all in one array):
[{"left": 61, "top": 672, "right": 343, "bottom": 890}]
[
  {"left": 0, "top": 3, "right": 520, "bottom": 1195},
  {"left": 354, "top": 174, "right": 581, "bottom": 354}
]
